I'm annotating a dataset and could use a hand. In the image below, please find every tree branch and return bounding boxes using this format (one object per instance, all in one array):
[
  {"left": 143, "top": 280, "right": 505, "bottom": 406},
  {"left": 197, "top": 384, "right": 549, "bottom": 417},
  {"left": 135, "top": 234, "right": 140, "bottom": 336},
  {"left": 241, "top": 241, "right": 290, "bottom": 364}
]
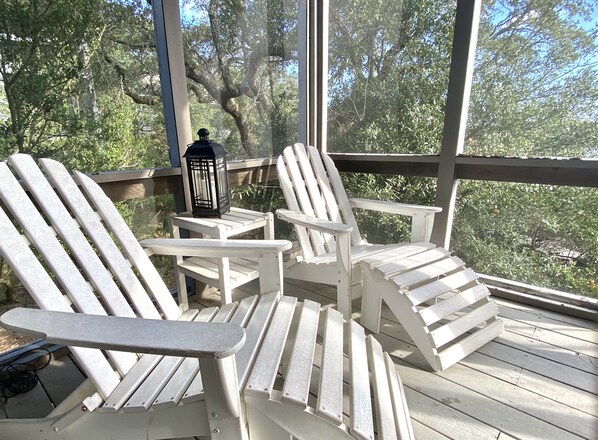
[{"left": 104, "top": 54, "right": 160, "bottom": 105}]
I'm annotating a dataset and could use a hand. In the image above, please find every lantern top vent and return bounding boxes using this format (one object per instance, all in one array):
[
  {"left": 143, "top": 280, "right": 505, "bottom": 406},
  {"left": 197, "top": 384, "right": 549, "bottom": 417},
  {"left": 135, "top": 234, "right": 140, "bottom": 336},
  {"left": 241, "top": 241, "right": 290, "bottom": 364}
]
[{"left": 184, "top": 128, "right": 226, "bottom": 159}]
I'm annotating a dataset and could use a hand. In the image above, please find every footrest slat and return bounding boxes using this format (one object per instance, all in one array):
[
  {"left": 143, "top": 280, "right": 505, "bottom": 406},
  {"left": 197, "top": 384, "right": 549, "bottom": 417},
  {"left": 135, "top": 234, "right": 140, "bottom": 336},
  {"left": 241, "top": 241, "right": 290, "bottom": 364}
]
[
  {"left": 430, "top": 301, "right": 500, "bottom": 348},
  {"left": 419, "top": 284, "right": 490, "bottom": 326},
  {"left": 437, "top": 319, "right": 505, "bottom": 371}
]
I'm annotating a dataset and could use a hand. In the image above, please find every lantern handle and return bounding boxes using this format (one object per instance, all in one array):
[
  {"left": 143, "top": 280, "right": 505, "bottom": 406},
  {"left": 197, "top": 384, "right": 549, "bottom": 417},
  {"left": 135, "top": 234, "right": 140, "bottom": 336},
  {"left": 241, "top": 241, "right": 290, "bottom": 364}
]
[{"left": 198, "top": 128, "right": 210, "bottom": 140}]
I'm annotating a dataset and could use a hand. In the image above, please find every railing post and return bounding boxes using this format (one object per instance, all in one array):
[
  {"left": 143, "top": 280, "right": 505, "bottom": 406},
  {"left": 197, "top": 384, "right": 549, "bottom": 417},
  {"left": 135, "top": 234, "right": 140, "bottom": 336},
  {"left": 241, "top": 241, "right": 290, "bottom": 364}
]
[{"left": 431, "top": 0, "right": 482, "bottom": 249}]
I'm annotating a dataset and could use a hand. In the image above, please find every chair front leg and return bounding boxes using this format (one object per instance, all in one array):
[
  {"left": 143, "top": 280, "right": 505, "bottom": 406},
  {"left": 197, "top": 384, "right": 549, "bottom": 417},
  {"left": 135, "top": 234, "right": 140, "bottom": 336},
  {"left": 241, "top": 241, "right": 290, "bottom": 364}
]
[
  {"left": 335, "top": 231, "right": 352, "bottom": 319},
  {"left": 199, "top": 356, "right": 247, "bottom": 440},
  {"left": 411, "top": 212, "right": 436, "bottom": 242},
  {"left": 257, "top": 250, "right": 284, "bottom": 294}
]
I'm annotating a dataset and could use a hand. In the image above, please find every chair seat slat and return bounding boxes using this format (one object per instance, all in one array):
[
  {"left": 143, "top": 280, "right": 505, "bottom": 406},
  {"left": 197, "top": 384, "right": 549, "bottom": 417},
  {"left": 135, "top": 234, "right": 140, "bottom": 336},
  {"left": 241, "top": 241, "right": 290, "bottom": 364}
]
[
  {"left": 229, "top": 295, "right": 259, "bottom": 327},
  {"left": 235, "top": 291, "right": 281, "bottom": 386},
  {"left": 152, "top": 357, "right": 200, "bottom": 409},
  {"left": 384, "top": 354, "right": 414, "bottom": 440},
  {"left": 117, "top": 309, "right": 203, "bottom": 412},
  {"left": 212, "top": 302, "right": 238, "bottom": 323},
  {"left": 316, "top": 308, "right": 345, "bottom": 424},
  {"left": 349, "top": 321, "right": 375, "bottom": 440},
  {"left": 101, "top": 354, "right": 163, "bottom": 413},
  {"left": 245, "top": 296, "right": 297, "bottom": 398},
  {"left": 152, "top": 308, "right": 218, "bottom": 408},
  {"left": 281, "top": 299, "right": 320, "bottom": 408},
  {"left": 123, "top": 356, "right": 185, "bottom": 412},
  {"left": 367, "top": 336, "right": 398, "bottom": 439}
]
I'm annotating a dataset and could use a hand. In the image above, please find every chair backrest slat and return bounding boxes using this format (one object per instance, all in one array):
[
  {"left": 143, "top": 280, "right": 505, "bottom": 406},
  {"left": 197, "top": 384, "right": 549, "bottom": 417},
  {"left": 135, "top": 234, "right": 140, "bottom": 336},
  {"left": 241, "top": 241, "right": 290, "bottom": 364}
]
[
  {"left": 349, "top": 320, "right": 375, "bottom": 439},
  {"left": 10, "top": 155, "right": 137, "bottom": 320},
  {"left": 367, "top": 335, "right": 398, "bottom": 439},
  {"left": 276, "top": 150, "right": 315, "bottom": 259},
  {"left": 74, "top": 170, "right": 181, "bottom": 320},
  {"left": 294, "top": 145, "right": 336, "bottom": 253},
  {"left": 280, "top": 299, "right": 319, "bottom": 408},
  {"left": 320, "top": 151, "right": 364, "bottom": 245},
  {"left": 40, "top": 158, "right": 163, "bottom": 320},
  {"left": 306, "top": 146, "right": 342, "bottom": 224},
  {"left": 282, "top": 146, "right": 328, "bottom": 255},
  {"left": 0, "top": 184, "right": 122, "bottom": 399},
  {"left": 278, "top": 144, "right": 366, "bottom": 259},
  {"left": 0, "top": 159, "right": 138, "bottom": 377}
]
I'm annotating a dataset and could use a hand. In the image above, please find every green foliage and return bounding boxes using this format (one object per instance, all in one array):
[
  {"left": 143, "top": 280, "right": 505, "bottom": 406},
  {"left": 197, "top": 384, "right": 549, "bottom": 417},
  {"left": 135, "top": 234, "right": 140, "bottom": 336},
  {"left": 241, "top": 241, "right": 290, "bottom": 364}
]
[
  {"left": 322, "top": 0, "right": 598, "bottom": 297},
  {"left": 114, "top": 194, "right": 176, "bottom": 286},
  {"left": 453, "top": 181, "right": 598, "bottom": 297},
  {"left": 327, "top": 0, "right": 455, "bottom": 154},
  {"left": 342, "top": 173, "right": 437, "bottom": 243},
  {"left": 231, "top": 182, "right": 295, "bottom": 240},
  {"left": 466, "top": 0, "right": 598, "bottom": 158},
  {"left": 182, "top": 0, "right": 299, "bottom": 158},
  {"left": 0, "top": 0, "right": 103, "bottom": 155}
]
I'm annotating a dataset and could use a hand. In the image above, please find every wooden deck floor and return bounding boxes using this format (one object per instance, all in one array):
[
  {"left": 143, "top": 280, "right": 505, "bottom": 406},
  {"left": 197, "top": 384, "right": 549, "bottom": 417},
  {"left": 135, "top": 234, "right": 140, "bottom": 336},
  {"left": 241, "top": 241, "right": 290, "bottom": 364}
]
[{"left": 2, "top": 279, "right": 597, "bottom": 439}]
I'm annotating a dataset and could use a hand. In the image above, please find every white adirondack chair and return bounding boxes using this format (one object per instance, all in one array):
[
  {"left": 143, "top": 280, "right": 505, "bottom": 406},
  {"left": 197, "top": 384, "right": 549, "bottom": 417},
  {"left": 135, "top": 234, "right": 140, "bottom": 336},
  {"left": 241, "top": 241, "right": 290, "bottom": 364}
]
[
  {"left": 0, "top": 153, "right": 415, "bottom": 440},
  {"left": 276, "top": 144, "right": 504, "bottom": 371}
]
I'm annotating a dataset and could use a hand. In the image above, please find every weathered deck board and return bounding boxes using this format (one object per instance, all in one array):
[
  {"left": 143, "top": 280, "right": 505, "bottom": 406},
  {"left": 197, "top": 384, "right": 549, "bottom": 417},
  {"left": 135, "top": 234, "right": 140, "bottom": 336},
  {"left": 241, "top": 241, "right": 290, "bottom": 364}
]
[
  {"left": 495, "top": 297, "right": 598, "bottom": 331},
  {"left": 1, "top": 354, "right": 85, "bottom": 419},
  {"left": 476, "top": 335, "right": 597, "bottom": 393},
  {"left": 495, "top": 329, "right": 598, "bottom": 375},
  {"left": 404, "top": 387, "right": 500, "bottom": 440},
  {"left": 36, "top": 356, "right": 86, "bottom": 407},
  {"left": 497, "top": 300, "right": 598, "bottom": 342},
  {"left": 499, "top": 312, "right": 598, "bottom": 359}
]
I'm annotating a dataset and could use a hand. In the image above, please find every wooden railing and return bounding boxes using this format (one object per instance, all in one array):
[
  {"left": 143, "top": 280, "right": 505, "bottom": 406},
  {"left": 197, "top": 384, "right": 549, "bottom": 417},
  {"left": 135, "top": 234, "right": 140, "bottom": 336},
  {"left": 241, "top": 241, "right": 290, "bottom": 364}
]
[
  {"left": 329, "top": 154, "right": 598, "bottom": 188},
  {"left": 92, "top": 154, "right": 598, "bottom": 203},
  {"left": 92, "top": 158, "right": 277, "bottom": 202}
]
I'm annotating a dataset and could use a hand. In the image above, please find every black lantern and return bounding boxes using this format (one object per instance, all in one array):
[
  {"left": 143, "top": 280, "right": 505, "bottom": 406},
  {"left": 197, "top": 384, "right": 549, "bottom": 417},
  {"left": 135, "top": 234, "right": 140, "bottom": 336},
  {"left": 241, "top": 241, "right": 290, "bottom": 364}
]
[{"left": 183, "top": 128, "right": 230, "bottom": 217}]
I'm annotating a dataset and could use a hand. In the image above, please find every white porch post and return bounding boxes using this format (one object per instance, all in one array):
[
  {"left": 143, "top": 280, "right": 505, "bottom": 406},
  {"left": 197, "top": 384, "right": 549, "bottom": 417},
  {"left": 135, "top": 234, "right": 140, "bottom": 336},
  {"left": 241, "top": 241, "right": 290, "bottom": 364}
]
[
  {"left": 152, "top": 0, "right": 194, "bottom": 212},
  {"left": 431, "top": 0, "right": 482, "bottom": 249}
]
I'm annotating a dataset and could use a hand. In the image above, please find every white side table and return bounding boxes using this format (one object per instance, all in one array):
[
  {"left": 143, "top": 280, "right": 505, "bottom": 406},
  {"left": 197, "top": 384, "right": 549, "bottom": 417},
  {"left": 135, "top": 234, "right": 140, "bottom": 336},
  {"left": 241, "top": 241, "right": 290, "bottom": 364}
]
[{"left": 170, "top": 207, "right": 274, "bottom": 304}]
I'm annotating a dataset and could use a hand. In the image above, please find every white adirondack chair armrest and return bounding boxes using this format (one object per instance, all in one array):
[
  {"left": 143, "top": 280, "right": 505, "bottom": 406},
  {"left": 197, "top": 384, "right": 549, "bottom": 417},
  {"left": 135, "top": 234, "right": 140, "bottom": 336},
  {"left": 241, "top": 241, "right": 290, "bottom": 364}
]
[
  {"left": 276, "top": 209, "right": 353, "bottom": 235},
  {"left": 349, "top": 198, "right": 441, "bottom": 243},
  {"left": 141, "top": 238, "right": 292, "bottom": 258},
  {"left": 349, "top": 198, "right": 442, "bottom": 216},
  {"left": 1, "top": 308, "right": 245, "bottom": 359}
]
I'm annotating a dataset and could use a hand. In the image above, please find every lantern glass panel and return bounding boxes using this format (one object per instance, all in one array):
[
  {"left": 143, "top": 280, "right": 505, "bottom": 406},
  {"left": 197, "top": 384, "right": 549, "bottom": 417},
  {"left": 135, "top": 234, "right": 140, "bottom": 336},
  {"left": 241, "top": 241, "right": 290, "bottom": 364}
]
[
  {"left": 216, "top": 156, "right": 230, "bottom": 211},
  {"left": 188, "top": 158, "right": 217, "bottom": 211}
]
